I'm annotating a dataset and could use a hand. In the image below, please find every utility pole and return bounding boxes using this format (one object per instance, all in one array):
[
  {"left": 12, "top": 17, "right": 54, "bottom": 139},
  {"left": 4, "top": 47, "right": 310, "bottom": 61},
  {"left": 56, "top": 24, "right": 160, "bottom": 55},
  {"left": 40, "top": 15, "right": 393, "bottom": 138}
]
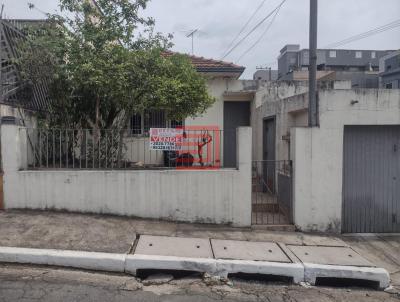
[
  {"left": 308, "top": 0, "right": 318, "bottom": 127},
  {"left": 186, "top": 29, "right": 198, "bottom": 55}
]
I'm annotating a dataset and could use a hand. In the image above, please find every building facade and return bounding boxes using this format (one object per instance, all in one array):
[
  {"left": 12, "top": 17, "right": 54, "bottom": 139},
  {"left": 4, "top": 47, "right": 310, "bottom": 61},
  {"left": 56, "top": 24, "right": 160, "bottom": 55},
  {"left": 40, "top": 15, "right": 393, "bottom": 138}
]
[
  {"left": 379, "top": 50, "right": 400, "bottom": 89},
  {"left": 278, "top": 44, "right": 395, "bottom": 88},
  {"left": 253, "top": 69, "right": 278, "bottom": 81}
]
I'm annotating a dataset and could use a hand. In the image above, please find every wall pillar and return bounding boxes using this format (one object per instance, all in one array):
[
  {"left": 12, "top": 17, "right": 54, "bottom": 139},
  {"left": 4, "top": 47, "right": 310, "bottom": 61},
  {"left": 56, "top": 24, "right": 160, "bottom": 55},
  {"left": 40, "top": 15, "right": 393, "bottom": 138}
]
[
  {"left": 1, "top": 117, "right": 25, "bottom": 173},
  {"left": 233, "top": 127, "right": 252, "bottom": 226},
  {"left": 1, "top": 116, "right": 26, "bottom": 209}
]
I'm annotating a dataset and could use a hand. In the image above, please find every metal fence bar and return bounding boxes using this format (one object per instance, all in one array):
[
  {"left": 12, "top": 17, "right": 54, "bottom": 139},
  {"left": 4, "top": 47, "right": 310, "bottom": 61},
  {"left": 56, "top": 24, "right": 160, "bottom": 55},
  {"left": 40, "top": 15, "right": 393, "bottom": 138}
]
[
  {"left": 251, "top": 160, "right": 293, "bottom": 226},
  {"left": 22, "top": 128, "right": 234, "bottom": 170}
]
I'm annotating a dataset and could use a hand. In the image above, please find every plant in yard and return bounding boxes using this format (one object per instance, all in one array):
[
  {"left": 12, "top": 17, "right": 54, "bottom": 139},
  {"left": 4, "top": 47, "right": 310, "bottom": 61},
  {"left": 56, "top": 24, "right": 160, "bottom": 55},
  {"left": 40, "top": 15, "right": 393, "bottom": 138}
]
[{"left": 15, "top": 0, "right": 214, "bottom": 167}]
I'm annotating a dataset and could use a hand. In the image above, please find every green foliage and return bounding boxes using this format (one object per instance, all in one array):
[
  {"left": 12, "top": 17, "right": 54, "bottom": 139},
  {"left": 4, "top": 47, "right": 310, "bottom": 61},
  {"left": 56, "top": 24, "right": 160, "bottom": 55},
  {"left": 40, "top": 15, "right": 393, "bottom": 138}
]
[{"left": 16, "top": 0, "right": 214, "bottom": 129}]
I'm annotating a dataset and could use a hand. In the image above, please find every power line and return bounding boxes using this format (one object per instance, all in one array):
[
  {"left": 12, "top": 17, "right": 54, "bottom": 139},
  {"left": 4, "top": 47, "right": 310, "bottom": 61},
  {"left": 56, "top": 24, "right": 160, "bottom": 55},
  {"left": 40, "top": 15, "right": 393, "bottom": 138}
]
[
  {"left": 220, "top": 0, "right": 268, "bottom": 58},
  {"left": 236, "top": 2, "right": 283, "bottom": 63},
  {"left": 221, "top": 0, "right": 286, "bottom": 60},
  {"left": 324, "top": 19, "right": 400, "bottom": 49}
]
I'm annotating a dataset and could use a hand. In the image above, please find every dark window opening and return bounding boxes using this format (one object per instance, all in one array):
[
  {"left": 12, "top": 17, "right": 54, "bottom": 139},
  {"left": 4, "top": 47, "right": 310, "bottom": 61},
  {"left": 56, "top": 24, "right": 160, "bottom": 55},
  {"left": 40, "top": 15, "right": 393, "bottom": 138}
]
[
  {"left": 130, "top": 110, "right": 183, "bottom": 136},
  {"left": 144, "top": 109, "right": 166, "bottom": 133},
  {"left": 130, "top": 113, "right": 142, "bottom": 135}
]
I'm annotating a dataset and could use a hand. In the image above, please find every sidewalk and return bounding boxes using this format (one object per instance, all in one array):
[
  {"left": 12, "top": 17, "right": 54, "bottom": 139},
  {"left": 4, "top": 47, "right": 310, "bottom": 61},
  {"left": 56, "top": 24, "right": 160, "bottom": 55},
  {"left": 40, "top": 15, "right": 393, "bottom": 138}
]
[
  {"left": 0, "top": 210, "right": 345, "bottom": 253},
  {"left": 0, "top": 210, "right": 399, "bottom": 290}
]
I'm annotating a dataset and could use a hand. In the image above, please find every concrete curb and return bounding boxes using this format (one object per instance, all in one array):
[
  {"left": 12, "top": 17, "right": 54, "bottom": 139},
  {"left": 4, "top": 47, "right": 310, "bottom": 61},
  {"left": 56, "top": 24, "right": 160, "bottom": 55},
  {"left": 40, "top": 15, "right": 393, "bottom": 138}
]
[
  {"left": 0, "top": 246, "right": 391, "bottom": 290},
  {"left": 216, "top": 259, "right": 304, "bottom": 283},
  {"left": 303, "top": 263, "right": 391, "bottom": 289},
  {"left": 125, "top": 254, "right": 217, "bottom": 276},
  {"left": 0, "top": 247, "right": 126, "bottom": 273}
]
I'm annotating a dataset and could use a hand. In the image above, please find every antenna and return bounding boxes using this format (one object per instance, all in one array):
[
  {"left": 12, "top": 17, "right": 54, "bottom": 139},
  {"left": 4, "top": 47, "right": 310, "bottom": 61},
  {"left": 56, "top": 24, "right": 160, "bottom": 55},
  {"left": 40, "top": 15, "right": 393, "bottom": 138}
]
[{"left": 186, "top": 29, "right": 198, "bottom": 55}]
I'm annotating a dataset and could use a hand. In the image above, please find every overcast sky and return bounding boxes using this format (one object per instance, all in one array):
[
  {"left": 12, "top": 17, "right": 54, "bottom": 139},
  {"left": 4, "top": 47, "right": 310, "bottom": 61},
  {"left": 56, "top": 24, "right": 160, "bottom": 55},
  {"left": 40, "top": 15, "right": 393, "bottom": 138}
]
[{"left": 3, "top": 0, "right": 400, "bottom": 78}]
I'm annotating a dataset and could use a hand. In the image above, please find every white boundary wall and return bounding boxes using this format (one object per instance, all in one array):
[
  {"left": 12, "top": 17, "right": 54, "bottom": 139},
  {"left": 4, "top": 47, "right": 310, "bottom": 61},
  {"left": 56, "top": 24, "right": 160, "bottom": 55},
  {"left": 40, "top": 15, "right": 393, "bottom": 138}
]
[{"left": 1, "top": 122, "right": 252, "bottom": 226}]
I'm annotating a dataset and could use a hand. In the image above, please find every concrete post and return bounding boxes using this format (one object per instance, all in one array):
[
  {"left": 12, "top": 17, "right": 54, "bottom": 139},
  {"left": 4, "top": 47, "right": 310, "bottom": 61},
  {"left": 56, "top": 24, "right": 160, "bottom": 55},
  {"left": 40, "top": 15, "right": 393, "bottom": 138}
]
[
  {"left": 1, "top": 117, "right": 27, "bottom": 210},
  {"left": 1, "top": 117, "right": 25, "bottom": 173},
  {"left": 234, "top": 127, "right": 252, "bottom": 226}
]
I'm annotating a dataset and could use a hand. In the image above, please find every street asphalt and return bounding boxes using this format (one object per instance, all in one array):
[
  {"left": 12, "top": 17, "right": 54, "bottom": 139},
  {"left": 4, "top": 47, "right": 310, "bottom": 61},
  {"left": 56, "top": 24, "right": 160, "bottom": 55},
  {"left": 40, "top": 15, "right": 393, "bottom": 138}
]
[
  {"left": 0, "top": 264, "right": 399, "bottom": 302},
  {"left": 0, "top": 264, "right": 400, "bottom": 302}
]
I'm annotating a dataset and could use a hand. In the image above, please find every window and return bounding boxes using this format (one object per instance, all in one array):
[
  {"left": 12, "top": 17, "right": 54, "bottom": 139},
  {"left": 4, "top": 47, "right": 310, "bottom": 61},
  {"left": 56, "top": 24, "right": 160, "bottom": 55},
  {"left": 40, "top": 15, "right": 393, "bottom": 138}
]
[
  {"left": 130, "top": 113, "right": 142, "bottom": 135},
  {"left": 355, "top": 51, "right": 362, "bottom": 58},
  {"left": 385, "top": 83, "right": 393, "bottom": 89},
  {"left": 371, "top": 51, "right": 376, "bottom": 59},
  {"left": 130, "top": 110, "right": 183, "bottom": 135},
  {"left": 329, "top": 50, "right": 336, "bottom": 58},
  {"left": 144, "top": 109, "right": 166, "bottom": 132}
]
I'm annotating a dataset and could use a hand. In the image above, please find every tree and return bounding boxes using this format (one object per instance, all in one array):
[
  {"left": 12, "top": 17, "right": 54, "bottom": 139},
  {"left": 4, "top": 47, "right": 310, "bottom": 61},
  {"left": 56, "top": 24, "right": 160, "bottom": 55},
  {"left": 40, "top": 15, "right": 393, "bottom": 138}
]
[{"left": 17, "top": 0, "right": 214, "bottom": 131}]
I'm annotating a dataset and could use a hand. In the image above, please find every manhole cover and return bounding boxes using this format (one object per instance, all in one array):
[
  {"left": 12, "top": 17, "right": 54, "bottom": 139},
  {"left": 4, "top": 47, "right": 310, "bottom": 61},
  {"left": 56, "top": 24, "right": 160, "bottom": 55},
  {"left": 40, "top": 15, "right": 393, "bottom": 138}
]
[
  {"left": 288, "top": 245, "right": 374, "bottom": 267},
  {"left": 211, "top": 239, "right": 291, "bottom": 263},
  {"left": 135, "top": 235, "right": 213, "bottom": 258}
]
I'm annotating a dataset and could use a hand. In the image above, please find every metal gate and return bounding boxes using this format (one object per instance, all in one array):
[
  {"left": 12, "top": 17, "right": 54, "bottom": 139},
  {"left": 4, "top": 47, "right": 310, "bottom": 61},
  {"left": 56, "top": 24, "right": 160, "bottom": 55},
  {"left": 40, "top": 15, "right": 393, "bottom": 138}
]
[
  {"left": 343, "top": 125, "right": 400, "bottom": 233},
  {"left": 252, "top": 160, "right": 293, "bottom": 225}
]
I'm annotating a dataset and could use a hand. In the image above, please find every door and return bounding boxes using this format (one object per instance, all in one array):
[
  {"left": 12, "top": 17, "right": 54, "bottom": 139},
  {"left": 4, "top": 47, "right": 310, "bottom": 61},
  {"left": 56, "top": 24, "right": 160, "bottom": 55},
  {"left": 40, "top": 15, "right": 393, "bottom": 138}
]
[
  {"left": 223, "top": 101, "right": 250, "bottom": 168},
  {"left": 343, "top": 125, "right": 400, "bottom": 233},
  {"left": 263, "top": 118, "right": 276, "bottom": 192}
]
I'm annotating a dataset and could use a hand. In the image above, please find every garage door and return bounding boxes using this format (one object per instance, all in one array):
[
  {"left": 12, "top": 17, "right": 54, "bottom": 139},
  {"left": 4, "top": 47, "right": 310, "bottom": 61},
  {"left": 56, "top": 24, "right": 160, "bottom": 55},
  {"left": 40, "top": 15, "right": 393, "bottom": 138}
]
[{"left": 343, "top": 125, "right": 400, "bottom": 233}]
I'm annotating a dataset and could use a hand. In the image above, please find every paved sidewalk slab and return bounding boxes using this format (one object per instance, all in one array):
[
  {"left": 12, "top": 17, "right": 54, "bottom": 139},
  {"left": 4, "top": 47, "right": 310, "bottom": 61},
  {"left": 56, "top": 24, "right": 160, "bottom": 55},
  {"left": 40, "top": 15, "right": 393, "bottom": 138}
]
[
  {"left": 288, "top": 245, "right": 374, "bottom": 267},
  {"left": 135, "top": 235, "right": 213, "bottom": 258},
  {"left": 211, "top": 239, "right": 291, "bottom": 263}
]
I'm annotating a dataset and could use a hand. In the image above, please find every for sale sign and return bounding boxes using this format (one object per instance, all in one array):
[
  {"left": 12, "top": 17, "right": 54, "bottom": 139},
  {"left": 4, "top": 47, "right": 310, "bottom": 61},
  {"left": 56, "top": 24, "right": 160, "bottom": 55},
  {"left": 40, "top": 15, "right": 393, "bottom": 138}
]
[{"left": 149, "top": 128, "right": 184, "bottom": 151}]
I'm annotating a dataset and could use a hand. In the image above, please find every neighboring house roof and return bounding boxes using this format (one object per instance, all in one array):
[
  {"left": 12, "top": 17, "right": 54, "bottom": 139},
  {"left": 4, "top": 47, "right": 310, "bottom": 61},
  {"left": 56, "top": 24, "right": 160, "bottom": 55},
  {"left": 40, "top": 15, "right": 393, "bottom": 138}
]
[{"left": 163, "top": 51, "right": 245, "bottom": 79}]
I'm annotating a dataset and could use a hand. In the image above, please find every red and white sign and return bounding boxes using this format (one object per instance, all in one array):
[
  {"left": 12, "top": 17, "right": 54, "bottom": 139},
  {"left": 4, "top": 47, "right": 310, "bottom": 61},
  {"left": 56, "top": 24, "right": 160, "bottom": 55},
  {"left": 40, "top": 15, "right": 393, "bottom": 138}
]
[{"left": 149, "top": 128, "right": 184, "bottom": 151}]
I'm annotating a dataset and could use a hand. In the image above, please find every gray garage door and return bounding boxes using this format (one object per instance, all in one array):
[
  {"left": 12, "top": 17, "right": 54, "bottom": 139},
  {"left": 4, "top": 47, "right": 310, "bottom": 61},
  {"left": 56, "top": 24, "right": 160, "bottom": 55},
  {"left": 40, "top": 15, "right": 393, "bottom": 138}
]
[{"left": 343, "top": 125, "right": 400, "bottom": 233}]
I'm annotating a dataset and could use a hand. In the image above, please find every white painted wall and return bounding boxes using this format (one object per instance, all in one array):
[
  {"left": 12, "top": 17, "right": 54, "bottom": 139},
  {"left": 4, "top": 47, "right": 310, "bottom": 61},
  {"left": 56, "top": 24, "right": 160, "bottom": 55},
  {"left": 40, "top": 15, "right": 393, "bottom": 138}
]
[
  {"left": 291, "top": 89, "right": 400, "bottom": 232},
  {"left": 2, "top": 123, "right": 252, "bottom": 226}
]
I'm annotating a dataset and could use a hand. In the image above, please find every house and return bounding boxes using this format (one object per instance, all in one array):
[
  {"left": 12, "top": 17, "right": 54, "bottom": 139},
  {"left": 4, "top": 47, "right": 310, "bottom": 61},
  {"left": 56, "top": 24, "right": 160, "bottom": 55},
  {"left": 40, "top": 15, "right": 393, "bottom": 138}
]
[
  {"left": 379, "top": 50, "right": 400, "bottom": 89},
  {"left": 277, "top": 44, "right": 395, "bottom": 88},
  {"left": 252, "top": 79, "right": 400, "bottom": 233},
  {"left": 126, "top": 52, "right": 254, "bottom": 168}
]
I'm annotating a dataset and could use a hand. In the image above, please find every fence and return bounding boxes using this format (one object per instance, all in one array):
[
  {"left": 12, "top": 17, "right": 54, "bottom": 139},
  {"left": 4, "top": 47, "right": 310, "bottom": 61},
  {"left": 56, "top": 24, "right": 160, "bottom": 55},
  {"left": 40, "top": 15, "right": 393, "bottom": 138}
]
[
  {"left": 252, "top": 160, "right": 293, "bottom": 225},
  {"left": 21, "top": 128, "right": 235, "bottom": 170},
  {"left": 2, "top": 122, "right": 252, "bottom": 226}
]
